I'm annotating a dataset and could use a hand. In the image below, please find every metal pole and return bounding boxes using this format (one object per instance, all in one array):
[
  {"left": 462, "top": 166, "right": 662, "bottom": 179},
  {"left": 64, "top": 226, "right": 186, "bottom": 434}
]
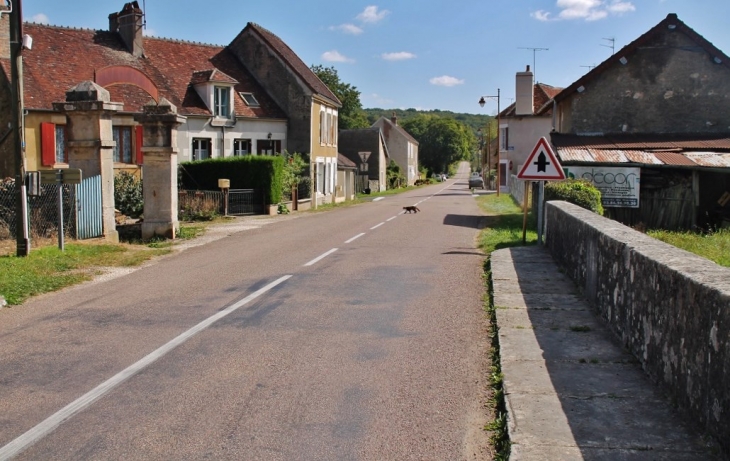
[
  {"left": 496, "top": 89, "right": 500, "bottom": 197},
  {"left": 10, "top": 2, "right": 29, "bottom": 256},
  {"left": 537, "top": 181, "right": 545, "bottom": 245},
  {"left": 522, "top": 181, "right": 529, "bottom": 244},
  {"left": 57, "top": 172, "right": 64, "bottom": 251}
]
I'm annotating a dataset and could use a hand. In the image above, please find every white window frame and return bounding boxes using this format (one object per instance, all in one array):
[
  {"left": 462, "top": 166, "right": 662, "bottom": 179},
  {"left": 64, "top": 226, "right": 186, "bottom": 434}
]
[
  {"left": 214, "top": 86, "right": 231, "bottom": 118},
  {"left": 233, "top": 138, "right": 252, "bottom": 156},
  {"left": 192, "top": 138, "right": 211, "bottom": 161}
]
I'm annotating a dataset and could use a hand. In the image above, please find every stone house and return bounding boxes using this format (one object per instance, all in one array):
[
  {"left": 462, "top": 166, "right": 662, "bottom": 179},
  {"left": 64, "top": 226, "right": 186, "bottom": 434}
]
[
  {"left": 338, "top": 127, "right": 389, "bottom": 193},
  {"left": 498, "top": 67, "right": 562, "bottom": 192},
  {"left": 370, "top": 114, "right": 419, "bottom": 185},
  {"left": 540, "top": 13, "right": 730, "bottom": 230},
  {"left": 228, "top": 23, "right": 342, "bottom": 206},
  {"left": 0, "top": 3, "right": 290, "bottom": 179}
]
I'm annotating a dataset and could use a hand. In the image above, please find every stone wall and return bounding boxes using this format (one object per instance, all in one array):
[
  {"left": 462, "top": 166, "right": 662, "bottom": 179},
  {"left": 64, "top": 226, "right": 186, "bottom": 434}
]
[{"left": 544, "top": 201, "right": 729, "bottom": 454}]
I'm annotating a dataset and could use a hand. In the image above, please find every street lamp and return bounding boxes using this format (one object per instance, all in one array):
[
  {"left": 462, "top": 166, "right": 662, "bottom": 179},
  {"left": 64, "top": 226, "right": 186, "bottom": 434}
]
[{"left": 478, "top": 89, "right": 500, "bottom": 196}]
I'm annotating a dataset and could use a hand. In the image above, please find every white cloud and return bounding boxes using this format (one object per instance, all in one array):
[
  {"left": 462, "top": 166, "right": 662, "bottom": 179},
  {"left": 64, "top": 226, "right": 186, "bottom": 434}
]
[
  {"left": 382, "top": 51, "right": 416, "bottom": 61},
  {"left": 143, "top": 27, "right": 157, "bottom": 37},
  {"left": 31, "top": 13, "right": 49, "bottom": 24},
  {"left": 321, "top": 50, "right": 355, "bottom": 63},
  {"left": 429, "top": 76, "right": 464, "bottom": 87},
  {"left": 357, "top": 6, "right": 389, "bottom": 24},
  {"left": 531, "top": 10, "right": 552, "bottom": 21},
  {"left": 369, "top": 93, "right": 394, "bottom": 105},
  {"left": 329, "top": 23, "right": 364, "bottom": 35},
  {"left": 534, "top": 0, "right": 635, "bottom": 22}
]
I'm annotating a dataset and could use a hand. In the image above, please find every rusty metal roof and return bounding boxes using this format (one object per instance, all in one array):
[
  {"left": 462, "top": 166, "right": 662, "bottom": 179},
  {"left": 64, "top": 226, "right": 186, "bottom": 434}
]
[{"left": 556, "top": 147, "right": 730, "bottom": 168}]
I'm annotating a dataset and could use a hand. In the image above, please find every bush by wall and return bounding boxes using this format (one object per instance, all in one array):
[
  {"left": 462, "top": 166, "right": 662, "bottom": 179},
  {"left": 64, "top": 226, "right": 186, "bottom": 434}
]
[
  {"left": 545, "top": 179, "right": 603, "bottom": 215},
  {"left": 179, "top": 156, "right": 284, "bottom": 204},
  {"left": 114, "top": 171, "right": 143, "bottom": 218}
]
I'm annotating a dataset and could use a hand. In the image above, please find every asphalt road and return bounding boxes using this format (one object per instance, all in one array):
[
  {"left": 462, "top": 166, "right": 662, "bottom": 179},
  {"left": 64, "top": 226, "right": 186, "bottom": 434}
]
[{"left": 0, "top": 164, "right": 492, "bottom": 460}]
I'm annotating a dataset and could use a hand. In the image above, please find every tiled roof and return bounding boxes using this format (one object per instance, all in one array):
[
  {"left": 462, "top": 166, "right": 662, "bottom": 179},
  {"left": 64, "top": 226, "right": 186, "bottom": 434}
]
[
  {"left": 245, "top": 23, "right": 341, "bottom": 107},
  {"left": 337, "top": 153, "right": 357, "bottom": 169},
  {"left": 16, "top": 23, "right": 286, "bottom": 119},
  {"left": 190, "top": 69, "right": 238, "bottom": 85},
  {"left": 551, "top": 133, "right": 730, "bottom": 168},
  {"left": 500, "top": 83, "right": 562, "bottom": 117},
  {"left": 372, "top": 116, "right": 419, "bottom": 145},
  {"left": 541, "top": 14, "right": 730, "bottom": 111}
]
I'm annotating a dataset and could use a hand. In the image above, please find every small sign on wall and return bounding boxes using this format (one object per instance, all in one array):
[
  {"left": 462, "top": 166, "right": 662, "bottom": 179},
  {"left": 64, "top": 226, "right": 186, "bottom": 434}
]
[{"left": 564, "top": 166, "right": 641, "bottom": 208}]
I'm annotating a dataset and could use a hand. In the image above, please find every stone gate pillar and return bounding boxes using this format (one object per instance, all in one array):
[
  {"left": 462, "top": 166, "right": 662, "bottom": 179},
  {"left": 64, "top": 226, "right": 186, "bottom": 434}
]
[
  {"left": 134, "top": 98, "right": 186, "bottom": 240},
  {"left": 53, "top": 81, "right": 122, "bottom": 243}
]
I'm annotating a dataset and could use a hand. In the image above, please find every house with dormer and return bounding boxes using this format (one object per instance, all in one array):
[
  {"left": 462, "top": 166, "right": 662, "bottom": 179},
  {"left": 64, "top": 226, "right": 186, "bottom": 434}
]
[
  {"left": 540, "top": 13, "right": 730, "bottom": 230},
  {"left": 228, "top": 23, "right": 343, "bottom": 205},
  {"left": 0, "top": 2, "right": 289, "bottom": 179}
]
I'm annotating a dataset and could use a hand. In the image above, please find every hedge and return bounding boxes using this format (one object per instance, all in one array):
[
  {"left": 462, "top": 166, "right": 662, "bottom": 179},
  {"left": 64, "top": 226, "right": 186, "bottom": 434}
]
[
  {"left": 544, "top": 178, "right": 604, "bottom": 215},
  {"left": 179, "top": 156, "right": 284, "bottom": 204}
]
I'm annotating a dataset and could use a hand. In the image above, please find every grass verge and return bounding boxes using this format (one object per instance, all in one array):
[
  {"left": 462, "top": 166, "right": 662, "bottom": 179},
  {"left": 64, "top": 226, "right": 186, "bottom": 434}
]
[
  {"left": 647, "top": 227, "right": 730, "bottom": 267},
  {"left": 476, "top": 193, "right": 538, "bottom": 459}
]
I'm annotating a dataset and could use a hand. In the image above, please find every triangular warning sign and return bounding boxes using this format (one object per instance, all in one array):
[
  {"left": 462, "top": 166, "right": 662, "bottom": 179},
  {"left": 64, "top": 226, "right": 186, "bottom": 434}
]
[{"left": 517, "top": 137, "right": 565, "bottom": 180}]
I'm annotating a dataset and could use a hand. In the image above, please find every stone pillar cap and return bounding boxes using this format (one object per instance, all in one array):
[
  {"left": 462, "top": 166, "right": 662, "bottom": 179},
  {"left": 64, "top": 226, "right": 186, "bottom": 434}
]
[{"left": 65, "top": 81, "right": 111, "bottom": 103}]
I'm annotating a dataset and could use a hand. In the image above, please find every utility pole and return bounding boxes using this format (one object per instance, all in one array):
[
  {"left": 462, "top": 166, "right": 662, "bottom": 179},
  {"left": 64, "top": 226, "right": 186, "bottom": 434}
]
[
  {"left": 518, "top": 47, "right": 549, "bottom": 82},
  {"left": 9, "top": 0, "right": 30, "bottom": 256},
  {"left": 601, "top": 37, "right": 615, "bottom": 55}
]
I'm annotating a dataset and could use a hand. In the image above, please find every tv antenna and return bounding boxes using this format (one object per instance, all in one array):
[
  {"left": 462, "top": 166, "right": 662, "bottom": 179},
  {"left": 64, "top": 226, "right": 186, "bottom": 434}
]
[
  {"left": 518, "top": 47, "right": 549, "bottom": 82},
  {"left": 601, "top": 37, "right": 615, "bottom": 55},
  {"left": 580, "top": 64, "right": 596, "bottom": 71}
]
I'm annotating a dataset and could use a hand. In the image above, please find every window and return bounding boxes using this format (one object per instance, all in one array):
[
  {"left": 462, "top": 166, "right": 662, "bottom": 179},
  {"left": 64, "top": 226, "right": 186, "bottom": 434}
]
[
  {"left": 499, "top": 126, "right": 509, "bottom": 152},
  {"left": 234, "top": 139, "right": 252, "bottom": 156},
  {"left": 257, "top": 139, "right": 281, "bottom": 155},
  {"left": 319, "top": 111, "right": 326, "bottom": 145},
  {"left": 239, "top": 92, "right": 260, "bottom": 107},
  {"left": 55, "top": 125, "right": 67, "bottom": 164},
  {"left": 192, "top": 138, "right": 211, "bottom": 160},
  {"left": 113, "top": 126, "right": 133, "bottom": 163},
  {"left": 214, "top": 86, "right": 230, "bottom": 118}
]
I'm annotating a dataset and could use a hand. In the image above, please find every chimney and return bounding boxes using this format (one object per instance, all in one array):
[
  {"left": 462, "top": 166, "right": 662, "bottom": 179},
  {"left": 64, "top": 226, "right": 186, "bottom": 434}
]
[
  {"left": 110, "top": 2, "right": 144, "bottom": 57},
  {"left": 515, "top": 65, "right": 534, "bottom": 116},
  {"left": 391, "top": 112, "right": 397, "bottom": 125}
]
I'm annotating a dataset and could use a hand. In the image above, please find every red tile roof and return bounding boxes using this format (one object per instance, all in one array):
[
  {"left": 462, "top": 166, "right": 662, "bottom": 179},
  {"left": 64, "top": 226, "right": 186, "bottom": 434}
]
[
  {"left": 245, "top": 23, "right": 341, "bottom": 107},
  {"left": 15, "top": 23, "right": 286, "bottom": 119},
  {"left": 541, "top": 14, "right": 730, "bottom": 111}
]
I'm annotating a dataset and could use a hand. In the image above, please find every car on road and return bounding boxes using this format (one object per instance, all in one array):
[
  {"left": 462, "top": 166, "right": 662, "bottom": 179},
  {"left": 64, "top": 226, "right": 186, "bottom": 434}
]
[{"left": 468, "top": 172, "right": 484, "bottom": 189}]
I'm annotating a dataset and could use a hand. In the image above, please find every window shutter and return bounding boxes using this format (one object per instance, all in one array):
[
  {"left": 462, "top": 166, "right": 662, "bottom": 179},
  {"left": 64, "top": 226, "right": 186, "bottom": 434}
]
[
  {"left": 40, "top": 122, "right": 56, "bottom": 166},
  {"left": 135, "top": 125, "right": 144, "bottom": 165}
]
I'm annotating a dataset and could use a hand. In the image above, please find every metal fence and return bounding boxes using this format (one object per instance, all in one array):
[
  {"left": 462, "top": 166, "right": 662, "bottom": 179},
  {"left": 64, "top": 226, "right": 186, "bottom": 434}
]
[
  {"left": 0, "top": 180, "right": 76, "bottom": 241},
  {"left": 178, "top": 189, "right": 263, "bottom": 218}
]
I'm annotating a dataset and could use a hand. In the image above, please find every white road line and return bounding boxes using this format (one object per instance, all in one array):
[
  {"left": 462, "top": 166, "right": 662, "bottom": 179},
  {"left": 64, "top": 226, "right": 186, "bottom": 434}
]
[
  {"left": 304, "top": 248, "right": 338, "bottom": 266},
  {"left": 345, "top": 233, "right": 365, "bottom": 243},
  {"left": 386, "top": 216, "right": 397, "bottom": 222},
  {"left": 0, "top": 275, "right": 292, "bottom": 461},
  {"left": 370, "top": 222, "right": 384, "bottom": 230},
  {"left": 373, "top": 197, "right": 385, "bottom": 202}
]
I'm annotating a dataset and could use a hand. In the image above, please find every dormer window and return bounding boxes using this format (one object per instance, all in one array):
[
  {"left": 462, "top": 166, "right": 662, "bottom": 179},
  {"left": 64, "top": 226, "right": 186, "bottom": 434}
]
[
  {"left": 239, "top": 92, "right": 260, "bottom": 107},
  {"left": 214, "top": 86, "right": 231, "bottom": 118}
]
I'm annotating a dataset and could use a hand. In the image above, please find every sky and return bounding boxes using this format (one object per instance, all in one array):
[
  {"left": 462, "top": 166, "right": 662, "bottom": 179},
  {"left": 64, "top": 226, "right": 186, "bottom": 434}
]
[{"left": 20, "top": 0, "right": 730, "bottom": 115}]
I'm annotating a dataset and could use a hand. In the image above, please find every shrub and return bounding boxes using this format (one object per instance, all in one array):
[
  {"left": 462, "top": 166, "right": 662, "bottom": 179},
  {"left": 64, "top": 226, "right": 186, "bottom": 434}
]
[
  {"left": 544, "top": 179, "right": 603, "bottom": 215},
  {"left": 386, "top": 160, "right": 406, "bottom": 189},
  {"left": 281, "top": 152, "right": 309, "bottom": 198},
  {"left": 114, "top": 171, "right": 143, "bottom": 218},
  {"left": 179, "top": 192, "right": 219, "bottom": 221}
]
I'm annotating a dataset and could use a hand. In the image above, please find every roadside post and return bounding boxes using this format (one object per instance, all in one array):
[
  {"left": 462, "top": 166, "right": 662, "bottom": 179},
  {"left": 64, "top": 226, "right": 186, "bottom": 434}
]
[
  {"left": 218, "top": 179, "right": 230, "bottom": 216},
  {"left": 516, "top": 137, "right": 565, "bottom": 244},
  {"left": 40, "top": 168, "right": 82, "bottom": 251}
]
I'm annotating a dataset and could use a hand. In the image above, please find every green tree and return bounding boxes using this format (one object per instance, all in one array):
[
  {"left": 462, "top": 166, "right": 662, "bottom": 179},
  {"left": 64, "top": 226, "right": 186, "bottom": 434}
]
[
  {"left": 401, "top": 115, "right": 476, "bottom": 175},
  {"left": 311, "top": 65, "right": 369, "bottom": 129}
]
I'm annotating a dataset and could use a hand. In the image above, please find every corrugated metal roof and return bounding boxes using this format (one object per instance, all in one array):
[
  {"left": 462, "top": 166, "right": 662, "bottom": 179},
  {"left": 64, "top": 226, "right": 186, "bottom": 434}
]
[{"left": 557, "top": 147, "right": 730, "bottom": 168}]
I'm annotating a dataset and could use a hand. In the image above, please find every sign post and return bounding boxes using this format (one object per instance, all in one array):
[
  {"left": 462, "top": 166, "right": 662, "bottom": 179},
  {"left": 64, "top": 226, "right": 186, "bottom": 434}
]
[
  {"left": 516, "top": 137, "right": 565, "bottom": 244},
  {"left": 40, "top": 169, "right": 82, "bottom": 251}
]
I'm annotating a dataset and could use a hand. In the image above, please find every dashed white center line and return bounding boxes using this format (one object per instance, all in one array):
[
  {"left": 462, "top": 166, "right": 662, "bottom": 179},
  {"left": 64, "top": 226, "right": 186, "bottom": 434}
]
[
  {"left": 373, "top": 197, "right": 385, "bottom": 202},
  {"left": 304, "top": 248, "right": 338, "bottom": 266},
  {"left": 386, "top": 216, "right": 397, "bottom": 222},
  {"left": 345, "top": 233, "right": 365, "bottom": 244},
  {"left": 370, "top": 222, "right": 385, "bottom": 230},
  {"left": 0, "top": 275, "right": 292, "bottom": 461}
]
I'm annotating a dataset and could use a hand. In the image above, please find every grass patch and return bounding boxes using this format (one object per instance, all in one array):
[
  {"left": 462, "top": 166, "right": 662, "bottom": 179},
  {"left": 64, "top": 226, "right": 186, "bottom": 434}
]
[
  {"left": 647, "top": 228, "right": 730, "bottom": 267},
  {"left": 476, "top": 194, "right": 538, "bottom": 254},
  {"left": 0, "top": 243, "right": 169, "bottom": 305}
]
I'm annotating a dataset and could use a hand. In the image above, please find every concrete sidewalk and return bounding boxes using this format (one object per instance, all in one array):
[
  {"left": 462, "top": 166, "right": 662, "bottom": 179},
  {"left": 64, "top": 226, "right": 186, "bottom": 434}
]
[{"left": 490, "top": 246, "right": 720, "bottom": 461}]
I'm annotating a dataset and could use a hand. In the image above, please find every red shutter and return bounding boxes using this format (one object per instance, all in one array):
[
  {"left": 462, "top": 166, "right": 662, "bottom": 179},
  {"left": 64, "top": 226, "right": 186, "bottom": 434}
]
[
  {"left": 135, "top": 125, "right": 144, "bottom": 165},
  {"left": 40, "top": 122, "right": 56, "bottom": 166}
]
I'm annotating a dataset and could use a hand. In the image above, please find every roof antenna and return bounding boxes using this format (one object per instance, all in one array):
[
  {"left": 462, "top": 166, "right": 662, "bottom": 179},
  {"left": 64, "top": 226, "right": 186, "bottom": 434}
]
[
  {"left": 142, "top": 0, "right": 147, "bottom": 29},
  {"left": 518, "top": 47, "right": 549, "bottom": 83},
  {"left": 601, "top": 37, "right": 615, "bottom": 55}
]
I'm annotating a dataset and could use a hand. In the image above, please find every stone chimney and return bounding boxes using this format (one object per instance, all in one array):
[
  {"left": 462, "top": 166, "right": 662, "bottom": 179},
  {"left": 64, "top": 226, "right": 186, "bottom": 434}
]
[
  {"left": 391, "top": 112, "right": 397, "bottom": 125},
  {"left": 515, "top": 65, "right": 534, "bottom": 116},
  {"left": 109, "top": 2, "right": 144, "bottom": 57}
]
